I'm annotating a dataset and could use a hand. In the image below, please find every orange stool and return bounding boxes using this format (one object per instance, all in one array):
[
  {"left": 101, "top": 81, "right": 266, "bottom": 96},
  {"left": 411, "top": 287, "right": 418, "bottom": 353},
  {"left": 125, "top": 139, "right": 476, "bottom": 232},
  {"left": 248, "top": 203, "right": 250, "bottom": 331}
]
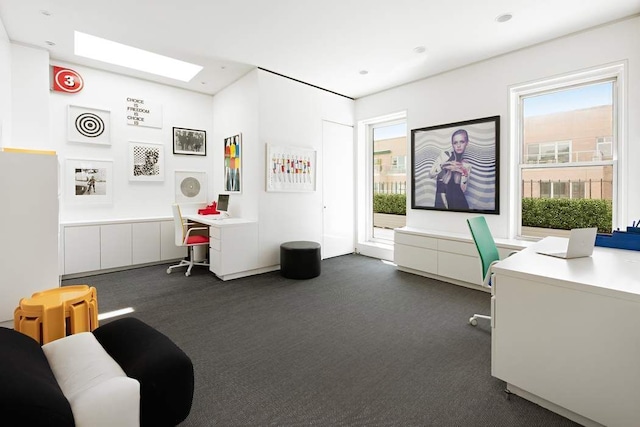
[{"left": 14, "top": 285, "right": 98, "bottom": 344}]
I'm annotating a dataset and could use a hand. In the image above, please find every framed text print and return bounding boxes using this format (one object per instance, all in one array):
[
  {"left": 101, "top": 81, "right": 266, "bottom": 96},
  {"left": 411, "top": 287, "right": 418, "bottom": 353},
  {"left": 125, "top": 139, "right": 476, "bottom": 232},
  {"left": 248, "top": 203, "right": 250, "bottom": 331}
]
[{"left": 411, "top": 115, "right": 500, "bottom": 214}]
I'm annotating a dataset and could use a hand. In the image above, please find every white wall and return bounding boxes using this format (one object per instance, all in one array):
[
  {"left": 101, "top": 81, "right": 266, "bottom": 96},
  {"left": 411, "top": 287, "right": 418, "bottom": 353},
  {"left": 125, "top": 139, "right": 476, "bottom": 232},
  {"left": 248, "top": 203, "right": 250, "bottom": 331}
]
[
  {"left": 355, "top": 16, "right": 640, "bottom": 239},
  {"left": 0, "top": 18, "right": 10, "bottom": 146},
  {"left": 257, "top": 70, "right": 354, "bottom": 266},
  {"left": 49, "top": 62, "right": 214, "bottom": 221},
  {"left": 211, "top": 69, "right": 354, "bottom": 267},
  {"left": 211, "top": 69, "right": 260, "bottom": 220},
  {"left": 11, "top": 44, "right": 50, "bottom": 150}
]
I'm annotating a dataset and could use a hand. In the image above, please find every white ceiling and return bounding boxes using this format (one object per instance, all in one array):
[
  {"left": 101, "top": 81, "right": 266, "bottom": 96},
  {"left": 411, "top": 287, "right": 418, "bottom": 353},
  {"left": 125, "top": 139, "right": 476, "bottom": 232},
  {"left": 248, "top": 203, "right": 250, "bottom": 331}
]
[{"left": 0, "top": 0, "right": 638, "bottom": 99}]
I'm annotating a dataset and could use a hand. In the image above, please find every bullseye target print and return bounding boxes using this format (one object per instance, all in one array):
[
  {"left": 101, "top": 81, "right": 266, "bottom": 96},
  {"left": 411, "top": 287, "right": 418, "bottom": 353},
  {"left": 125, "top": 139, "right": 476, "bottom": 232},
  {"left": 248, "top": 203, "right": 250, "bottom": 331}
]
[
  {"left": 75, "top": 113, "right": 105, "bottom": 138},
  {"left": 68, "top": 105, "right": 111, "bottom": 145}
]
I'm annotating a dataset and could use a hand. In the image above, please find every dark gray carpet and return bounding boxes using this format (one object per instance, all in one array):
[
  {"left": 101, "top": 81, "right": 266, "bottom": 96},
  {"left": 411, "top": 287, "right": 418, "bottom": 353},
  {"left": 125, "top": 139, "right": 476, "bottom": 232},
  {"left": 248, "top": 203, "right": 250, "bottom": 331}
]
[{"left": 64, "top": 254, "right": 578, "bottom": 426}]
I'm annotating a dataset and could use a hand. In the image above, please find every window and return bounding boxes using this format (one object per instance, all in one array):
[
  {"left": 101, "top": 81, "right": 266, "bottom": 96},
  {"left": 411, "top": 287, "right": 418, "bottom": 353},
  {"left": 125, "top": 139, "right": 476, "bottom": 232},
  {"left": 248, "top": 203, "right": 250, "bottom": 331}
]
[
  {"left": 596, "top": 136, "right": 613, "bottom": 160},
  {"left": 374, "top": 158, "right": 383, "bottom": 174},
  {"left": 371, "top": 122, "right": 407, "bottom": 241},
  {"left": 511, "top": 63, "right": 624, "bottom": 237},
  {"left": 526, "top": 141, "right": 572, "bottom": 164},
  {"left": 390, "top": 155, "right": 406, "bottom": 174}
]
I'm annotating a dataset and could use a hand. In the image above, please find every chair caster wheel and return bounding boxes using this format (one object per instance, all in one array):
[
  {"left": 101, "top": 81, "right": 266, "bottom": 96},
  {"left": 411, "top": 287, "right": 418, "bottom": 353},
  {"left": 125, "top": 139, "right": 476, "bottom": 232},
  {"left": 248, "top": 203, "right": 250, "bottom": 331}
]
[
  {"left": 185, "top": 271, "right": 191, "bottom": 277},
  {"left": 166, "top": 268, "right": 172, "bottom": 274},
  {"left": 469, "top": 317, "right": 478, "bottom": 326}
]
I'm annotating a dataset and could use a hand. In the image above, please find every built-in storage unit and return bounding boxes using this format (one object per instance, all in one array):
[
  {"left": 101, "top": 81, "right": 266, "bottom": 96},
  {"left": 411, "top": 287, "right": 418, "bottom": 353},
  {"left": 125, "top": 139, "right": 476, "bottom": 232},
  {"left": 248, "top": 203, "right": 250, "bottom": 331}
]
[
  {"left": 492, "top": 238, "right": 640, "bottom": 426},
  {"left": 207, "top": 219, "right": 261, "bottom": 280},
  {"left": 394, "top": 227, "right": 529, "bottom": 290},
  {"left": 61, "top": 218, "right": 186, "bottom": 276},
  {"left": 0, "top": 150, "right": 60, "bottom": 321}
]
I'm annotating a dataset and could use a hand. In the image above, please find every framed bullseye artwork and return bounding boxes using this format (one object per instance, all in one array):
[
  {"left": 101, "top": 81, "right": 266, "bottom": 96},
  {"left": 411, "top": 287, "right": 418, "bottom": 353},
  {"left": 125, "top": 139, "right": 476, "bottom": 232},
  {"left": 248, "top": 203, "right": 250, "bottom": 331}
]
[{"left": 68, "top": 105, "right": 111, "bottom": 145}]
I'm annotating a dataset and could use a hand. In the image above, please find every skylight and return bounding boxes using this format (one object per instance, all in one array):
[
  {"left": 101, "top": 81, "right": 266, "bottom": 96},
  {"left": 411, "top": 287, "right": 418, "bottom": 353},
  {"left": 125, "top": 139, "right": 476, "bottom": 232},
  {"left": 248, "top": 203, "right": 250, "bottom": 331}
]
[{"left": 74, "top": 31, "right": 203, "bottom": 82}]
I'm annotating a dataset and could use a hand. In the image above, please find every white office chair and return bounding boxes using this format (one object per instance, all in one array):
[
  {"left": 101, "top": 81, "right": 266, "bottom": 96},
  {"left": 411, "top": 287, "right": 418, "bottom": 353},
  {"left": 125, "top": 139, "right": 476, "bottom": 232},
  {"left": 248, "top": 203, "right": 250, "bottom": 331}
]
[{"left": 166, "top": 204, "right": 210, "bottom": 276}]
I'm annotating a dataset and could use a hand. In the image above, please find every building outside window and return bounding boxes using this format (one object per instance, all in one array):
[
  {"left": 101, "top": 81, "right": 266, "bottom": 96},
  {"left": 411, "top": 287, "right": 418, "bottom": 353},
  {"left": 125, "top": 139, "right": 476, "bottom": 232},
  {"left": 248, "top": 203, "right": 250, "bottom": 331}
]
[{"left": 513, "top": 64, "right": 623, "bottom": 237}]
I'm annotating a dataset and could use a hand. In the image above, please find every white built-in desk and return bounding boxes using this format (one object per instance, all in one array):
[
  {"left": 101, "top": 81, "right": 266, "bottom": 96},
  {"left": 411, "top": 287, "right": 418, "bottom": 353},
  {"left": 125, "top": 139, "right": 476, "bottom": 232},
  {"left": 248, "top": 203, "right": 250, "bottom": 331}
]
[
  {"left": 185, "top": 215, "right": 277, "bottom": 281},
  {"left": 492, "top": 237, "right": 640, "bottom": 427}
]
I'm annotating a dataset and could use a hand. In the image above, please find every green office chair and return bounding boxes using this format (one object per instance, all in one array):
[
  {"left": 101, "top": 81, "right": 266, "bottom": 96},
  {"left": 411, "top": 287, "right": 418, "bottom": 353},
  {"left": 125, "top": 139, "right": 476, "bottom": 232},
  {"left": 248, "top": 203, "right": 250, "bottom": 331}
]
[{"left": 466, "top": 216, "right": 501, "bottom": 326}]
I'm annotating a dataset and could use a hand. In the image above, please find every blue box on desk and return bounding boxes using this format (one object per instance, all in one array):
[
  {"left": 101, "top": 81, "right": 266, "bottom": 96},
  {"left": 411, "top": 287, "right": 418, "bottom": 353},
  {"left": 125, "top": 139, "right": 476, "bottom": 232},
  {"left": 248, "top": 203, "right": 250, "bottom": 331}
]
[{"left": 595, "top": 230, "right": 640, "bottom": 251}]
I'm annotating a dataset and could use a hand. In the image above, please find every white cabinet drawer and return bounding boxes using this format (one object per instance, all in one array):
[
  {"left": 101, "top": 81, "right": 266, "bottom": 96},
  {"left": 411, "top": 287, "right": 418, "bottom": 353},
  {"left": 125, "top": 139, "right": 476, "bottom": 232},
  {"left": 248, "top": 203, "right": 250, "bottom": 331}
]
[
  {"left": 210, "top": 227, "right": 221, "bottom": 240},
  {"left": 394, "top": 232, "right": 437, "bottom": 250},
  {"left": 438, "top": 252, "right": 481, "bottom": 285},
  {"left": 210, "top": 238, "right": 221, "bottom": 252},
  {"left": 438, "top": 239, "right": 478, "bottom": 257},
  {"left": 101, "top": 224, "right": 132, "bottom": 269},
  {"left": 132, "top": 222, "right": 160, "bottom": 264},
  {"left": 394, "top": 243, "right": 437, "bottom": 274},
  {"left": 64, "top": 226, "right": 101, "bottom": 274}
]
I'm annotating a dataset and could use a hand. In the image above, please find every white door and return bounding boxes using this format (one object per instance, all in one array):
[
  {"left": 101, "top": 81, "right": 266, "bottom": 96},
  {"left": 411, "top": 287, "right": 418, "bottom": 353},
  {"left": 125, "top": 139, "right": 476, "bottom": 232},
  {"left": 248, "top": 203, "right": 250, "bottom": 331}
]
[{"left": 322, "top": 120, "right": 354, "bottom": 258}]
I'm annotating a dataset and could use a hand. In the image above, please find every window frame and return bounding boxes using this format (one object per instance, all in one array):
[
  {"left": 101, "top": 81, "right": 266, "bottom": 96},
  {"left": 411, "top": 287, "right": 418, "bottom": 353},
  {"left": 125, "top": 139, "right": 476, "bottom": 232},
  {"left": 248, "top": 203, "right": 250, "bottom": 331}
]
[{"left": 509, "top": 62, "right": 626, "bottom": 238}]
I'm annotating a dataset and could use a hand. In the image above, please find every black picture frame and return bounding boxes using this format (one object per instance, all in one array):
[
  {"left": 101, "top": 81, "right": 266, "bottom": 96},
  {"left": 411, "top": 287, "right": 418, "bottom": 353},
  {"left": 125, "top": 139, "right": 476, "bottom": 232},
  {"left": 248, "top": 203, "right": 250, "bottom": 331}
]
[
  {"left": 411, "top": 115, "right": 500, "bottom": 214},
  {"left": 172, "top": 127, "right": 206, "bottom": 156}
]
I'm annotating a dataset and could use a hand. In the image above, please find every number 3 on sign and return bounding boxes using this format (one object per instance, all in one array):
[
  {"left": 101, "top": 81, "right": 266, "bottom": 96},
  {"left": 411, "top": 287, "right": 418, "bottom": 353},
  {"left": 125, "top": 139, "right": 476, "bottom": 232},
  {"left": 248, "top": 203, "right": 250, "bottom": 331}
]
[{"left": 52, "top": 66, "right": 84, "bottom": 93}]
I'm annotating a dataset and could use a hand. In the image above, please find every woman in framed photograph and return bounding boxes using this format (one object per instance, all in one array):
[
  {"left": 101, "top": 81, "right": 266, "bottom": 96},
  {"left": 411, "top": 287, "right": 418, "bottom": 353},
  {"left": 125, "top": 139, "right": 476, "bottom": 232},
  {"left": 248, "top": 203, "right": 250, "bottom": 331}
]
[{"left": 428, "top": 128, "right": 472, "bottom": 210}]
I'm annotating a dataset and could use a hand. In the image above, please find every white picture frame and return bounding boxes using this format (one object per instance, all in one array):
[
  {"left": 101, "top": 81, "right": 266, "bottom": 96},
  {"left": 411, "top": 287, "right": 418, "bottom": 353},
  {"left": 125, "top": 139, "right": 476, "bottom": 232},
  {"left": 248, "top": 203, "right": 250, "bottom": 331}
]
[
  {"left": 175, "top": 171, "right": 207, "bottom": 204},
  {"left": 224, "top": 133, "right": 242, "bottom": 193},
  {"left": 128, "top": 141, "right": 164, "bottom": 181},
  {"left": 65, "top": 158, "right": 113, "bottom": 204},
  {"left": 266, "top": 144, "right": 316, "bottom": 192},
  {"left": 68, "top": 105, "right": 111, "bottom": 145}
]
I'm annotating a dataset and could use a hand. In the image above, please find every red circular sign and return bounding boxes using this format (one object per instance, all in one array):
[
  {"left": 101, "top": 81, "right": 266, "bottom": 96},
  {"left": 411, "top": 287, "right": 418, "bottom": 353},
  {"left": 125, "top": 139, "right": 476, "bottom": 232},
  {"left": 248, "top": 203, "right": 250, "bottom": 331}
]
[{"left": 53, "top": 67, "right": 84, "bottom": 93}]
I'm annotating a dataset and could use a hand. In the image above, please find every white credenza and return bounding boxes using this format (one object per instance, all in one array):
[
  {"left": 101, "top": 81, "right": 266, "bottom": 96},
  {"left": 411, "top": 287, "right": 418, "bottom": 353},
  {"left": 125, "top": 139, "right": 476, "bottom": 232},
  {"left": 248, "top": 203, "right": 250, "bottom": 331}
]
[
  {"left": 0, "top": 150, "right": 59, "bottom": 321},
  {"left": 61, "top": 218, "right": 186, "bottom": 276},
  {"left": 492, "top": 237, "right": 640, "bottom": 427},
  {"left": 394, "top": 227, "right": 528, "bottom": 290}
]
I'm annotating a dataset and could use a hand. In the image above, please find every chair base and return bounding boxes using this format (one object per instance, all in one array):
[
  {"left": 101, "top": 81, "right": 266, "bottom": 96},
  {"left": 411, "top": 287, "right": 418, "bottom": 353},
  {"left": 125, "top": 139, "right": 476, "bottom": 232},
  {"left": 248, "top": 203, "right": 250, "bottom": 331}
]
[
  {"left": 469, "top": 314, "right": 491, "bottom": 326},
  {"left": 166, "top": 245, "right": 209, "bottom": 276}
]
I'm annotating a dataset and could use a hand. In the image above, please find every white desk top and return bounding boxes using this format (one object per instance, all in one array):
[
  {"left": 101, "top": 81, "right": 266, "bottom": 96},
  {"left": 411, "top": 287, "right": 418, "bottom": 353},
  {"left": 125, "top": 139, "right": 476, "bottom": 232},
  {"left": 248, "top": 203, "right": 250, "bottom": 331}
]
[
  {"left": 493, "top": 236, "right": 640, "bottom": 301},
  {"left": 184, "top": 214, "right": 255, "bottom": 227}
]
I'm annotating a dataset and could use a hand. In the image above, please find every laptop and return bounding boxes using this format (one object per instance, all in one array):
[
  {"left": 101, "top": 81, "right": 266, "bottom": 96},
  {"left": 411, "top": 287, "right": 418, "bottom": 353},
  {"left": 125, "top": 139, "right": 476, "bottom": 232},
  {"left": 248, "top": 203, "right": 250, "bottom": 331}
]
[{"left": 536, "top": 227, "right": 598, "bottom": 259}]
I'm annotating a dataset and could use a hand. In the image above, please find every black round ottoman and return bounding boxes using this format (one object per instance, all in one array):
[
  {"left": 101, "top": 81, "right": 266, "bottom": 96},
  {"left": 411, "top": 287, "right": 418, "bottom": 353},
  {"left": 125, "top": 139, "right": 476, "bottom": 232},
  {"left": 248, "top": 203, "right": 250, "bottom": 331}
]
[{"left": 280, "top": 241, "right": 321, "bottom": 279}]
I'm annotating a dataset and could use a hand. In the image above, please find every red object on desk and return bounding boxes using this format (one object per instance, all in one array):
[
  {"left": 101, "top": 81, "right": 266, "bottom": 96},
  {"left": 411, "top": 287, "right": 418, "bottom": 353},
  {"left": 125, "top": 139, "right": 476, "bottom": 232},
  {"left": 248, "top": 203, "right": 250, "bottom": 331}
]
[{"left": 198, "top": 201, "right": 219, "bottom": 215}]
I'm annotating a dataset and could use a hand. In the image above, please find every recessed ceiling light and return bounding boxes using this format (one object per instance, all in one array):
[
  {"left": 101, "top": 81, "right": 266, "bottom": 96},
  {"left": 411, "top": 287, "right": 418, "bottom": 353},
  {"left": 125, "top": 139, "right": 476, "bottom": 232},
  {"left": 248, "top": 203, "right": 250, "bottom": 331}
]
[
  {"left": 74, "top": 31, "right": 203, "bottom": 82},
  {"left": 413, "top": 46, "right": 426, "bottom": 54},
  {"left": 40, "top": 10, "right": 52, "bottom": 16},
  {"left": 359, "top": 70, "right": 369, "bottom": 75},
  {"left": 45, "top": 41, "right": 56, "bottom": 46},
  {"left": 496, "top": 13, "right": 513, "bottom": 23}
]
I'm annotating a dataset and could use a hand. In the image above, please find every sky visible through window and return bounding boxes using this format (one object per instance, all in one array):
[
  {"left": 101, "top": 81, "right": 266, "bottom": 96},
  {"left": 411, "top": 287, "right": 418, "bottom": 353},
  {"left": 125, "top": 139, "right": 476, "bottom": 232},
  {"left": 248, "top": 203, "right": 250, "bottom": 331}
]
[
  {"left": 524, "top": 81, "right": 612, "bottom": 117},
  {"left": 374, "top": 123, "right": 406, "bottom": 141}
]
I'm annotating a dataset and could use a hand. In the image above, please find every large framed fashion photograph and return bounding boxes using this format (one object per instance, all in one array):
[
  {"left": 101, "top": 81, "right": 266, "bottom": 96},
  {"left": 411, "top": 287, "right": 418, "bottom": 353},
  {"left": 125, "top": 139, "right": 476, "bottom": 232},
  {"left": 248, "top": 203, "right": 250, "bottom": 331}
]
[{"left": 411, "top": 115, "right": 500, "bottom": 214}]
